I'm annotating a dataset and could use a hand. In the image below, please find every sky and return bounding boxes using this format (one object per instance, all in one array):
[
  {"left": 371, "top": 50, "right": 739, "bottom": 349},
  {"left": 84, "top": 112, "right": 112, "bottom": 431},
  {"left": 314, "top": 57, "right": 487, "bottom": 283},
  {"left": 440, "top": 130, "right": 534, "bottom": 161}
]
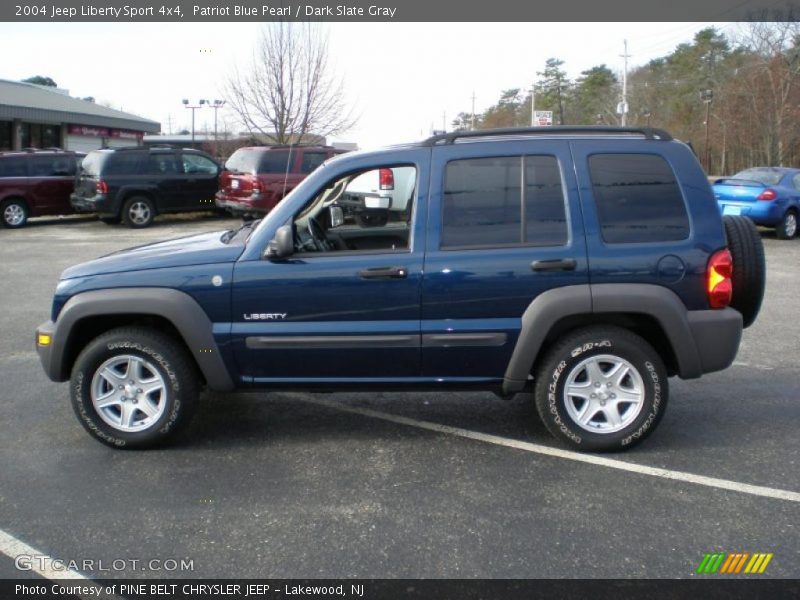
[{"left": 0, "top": 21, "right": 741, "bottom": 149}]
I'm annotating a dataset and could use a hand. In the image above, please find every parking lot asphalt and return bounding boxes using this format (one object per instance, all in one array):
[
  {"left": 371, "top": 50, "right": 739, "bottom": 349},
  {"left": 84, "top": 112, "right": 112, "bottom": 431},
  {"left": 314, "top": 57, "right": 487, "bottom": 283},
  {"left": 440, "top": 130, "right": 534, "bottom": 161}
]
[{"left": 0, "top": 214, "right": 798, "bottom": 580}]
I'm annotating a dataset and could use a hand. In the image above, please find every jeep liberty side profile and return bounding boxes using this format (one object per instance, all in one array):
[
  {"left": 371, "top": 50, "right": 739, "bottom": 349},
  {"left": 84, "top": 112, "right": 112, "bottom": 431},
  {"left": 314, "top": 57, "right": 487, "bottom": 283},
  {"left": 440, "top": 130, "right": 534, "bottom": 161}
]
[{"left": 36, "top": 127, "right": 766, "bottom": 452}]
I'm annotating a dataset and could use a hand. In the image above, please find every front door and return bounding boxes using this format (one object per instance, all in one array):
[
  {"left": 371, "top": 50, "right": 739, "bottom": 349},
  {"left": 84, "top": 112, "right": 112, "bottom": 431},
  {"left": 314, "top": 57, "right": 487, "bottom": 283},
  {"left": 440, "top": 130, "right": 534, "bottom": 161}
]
[{"left": 231, "top": 153, "right": 429, "bottom": 384}]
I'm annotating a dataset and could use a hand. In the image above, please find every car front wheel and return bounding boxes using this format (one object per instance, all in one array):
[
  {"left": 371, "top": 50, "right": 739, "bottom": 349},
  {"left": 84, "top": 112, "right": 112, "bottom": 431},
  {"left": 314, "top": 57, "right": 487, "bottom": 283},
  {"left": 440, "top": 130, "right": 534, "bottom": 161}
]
[
  {"left": 70, "top": 327, "right": 199, "bottom": 449},
  {"left": 534, "top": 326, "right": 668, "bottom": 452}
]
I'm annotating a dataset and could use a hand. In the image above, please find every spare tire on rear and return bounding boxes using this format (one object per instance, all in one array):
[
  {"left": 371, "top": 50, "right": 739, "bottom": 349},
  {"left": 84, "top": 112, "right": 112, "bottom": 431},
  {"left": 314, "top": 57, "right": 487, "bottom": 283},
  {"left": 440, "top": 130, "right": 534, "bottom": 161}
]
[{"left": 722, "top": 215, "right": 765, "bottom": 328}]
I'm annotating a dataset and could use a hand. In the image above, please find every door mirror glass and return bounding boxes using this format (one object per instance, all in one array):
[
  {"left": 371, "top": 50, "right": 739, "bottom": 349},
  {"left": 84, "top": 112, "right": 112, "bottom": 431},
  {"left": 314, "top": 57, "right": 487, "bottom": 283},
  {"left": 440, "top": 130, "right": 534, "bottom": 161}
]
[{"left": 264, "top": 225, "right": 294, "bottom": 260}]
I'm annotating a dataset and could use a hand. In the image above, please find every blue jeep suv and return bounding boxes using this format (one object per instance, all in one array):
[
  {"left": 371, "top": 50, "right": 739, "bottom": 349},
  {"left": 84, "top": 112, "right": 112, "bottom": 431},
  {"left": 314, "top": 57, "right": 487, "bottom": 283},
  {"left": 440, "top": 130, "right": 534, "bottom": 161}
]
[{"left": 35, "top": 127, "right": 766, "bottom": 452}]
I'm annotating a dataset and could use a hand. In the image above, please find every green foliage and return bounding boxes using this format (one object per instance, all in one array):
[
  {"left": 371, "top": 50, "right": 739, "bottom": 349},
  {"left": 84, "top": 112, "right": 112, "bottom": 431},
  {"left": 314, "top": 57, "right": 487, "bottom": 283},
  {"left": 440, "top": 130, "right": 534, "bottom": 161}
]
[
  {"left": 22, "top": 75, "right": 57, "bottom": 87},
  {"left": 463, "top": 22, "right": 800, "bottom": 172}
]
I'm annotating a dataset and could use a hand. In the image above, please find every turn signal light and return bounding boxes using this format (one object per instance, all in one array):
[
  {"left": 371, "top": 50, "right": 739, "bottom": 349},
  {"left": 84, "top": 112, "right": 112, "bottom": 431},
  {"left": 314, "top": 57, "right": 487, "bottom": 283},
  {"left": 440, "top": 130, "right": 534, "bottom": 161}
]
[
  {"left": 37, "top": 333, "right": 51, "bottom": 346},
  {"left": 707, "top": 249, "right": 733, "bottom": 309}
]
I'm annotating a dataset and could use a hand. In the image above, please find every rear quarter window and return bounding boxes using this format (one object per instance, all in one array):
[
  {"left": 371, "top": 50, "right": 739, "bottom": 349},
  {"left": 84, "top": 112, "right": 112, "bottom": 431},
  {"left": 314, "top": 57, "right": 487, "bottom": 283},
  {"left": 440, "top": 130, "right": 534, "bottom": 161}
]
[
  {"left": 588, "top": 153, "right": 690, "bottom": 244},
  {"left": 0, "top": 157, "right": 28, "bottom": 177}
]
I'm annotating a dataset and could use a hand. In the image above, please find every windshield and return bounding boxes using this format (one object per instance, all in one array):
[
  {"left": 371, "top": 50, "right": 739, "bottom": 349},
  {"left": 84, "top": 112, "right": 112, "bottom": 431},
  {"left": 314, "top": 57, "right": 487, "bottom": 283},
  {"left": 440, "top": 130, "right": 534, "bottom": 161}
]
[
  {"left": 225, "top": 149, "right": 261, "bottom": 174},
  {"left": 732, "top": 169, "right": 783, "bottom": 186}
]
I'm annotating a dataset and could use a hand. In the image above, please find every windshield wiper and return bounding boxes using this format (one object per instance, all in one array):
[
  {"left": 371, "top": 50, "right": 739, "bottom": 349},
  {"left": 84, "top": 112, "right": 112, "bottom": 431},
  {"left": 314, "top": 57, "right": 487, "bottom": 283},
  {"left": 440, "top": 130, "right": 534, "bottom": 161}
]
[{"left": 221, "top": 219, "right": 261, "bottom": 244}]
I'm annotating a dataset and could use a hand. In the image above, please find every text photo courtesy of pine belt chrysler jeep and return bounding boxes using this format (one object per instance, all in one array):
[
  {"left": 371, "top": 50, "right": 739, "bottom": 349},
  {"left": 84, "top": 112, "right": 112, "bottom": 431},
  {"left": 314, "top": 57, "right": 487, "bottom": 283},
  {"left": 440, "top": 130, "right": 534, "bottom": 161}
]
[{"left": 35, "top": 127, "right": 766, "bottom": 452}]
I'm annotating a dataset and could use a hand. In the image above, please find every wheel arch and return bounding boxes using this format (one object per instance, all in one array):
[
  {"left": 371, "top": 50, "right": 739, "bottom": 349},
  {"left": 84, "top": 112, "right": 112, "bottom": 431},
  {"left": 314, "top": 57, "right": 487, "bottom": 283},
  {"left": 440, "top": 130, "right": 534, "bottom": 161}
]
[
  {"left": 502, "top": 284, "right": 706, "bottom": 394},
  {"left": 46, "top": 288, "right": 234, "bottom": 391}
]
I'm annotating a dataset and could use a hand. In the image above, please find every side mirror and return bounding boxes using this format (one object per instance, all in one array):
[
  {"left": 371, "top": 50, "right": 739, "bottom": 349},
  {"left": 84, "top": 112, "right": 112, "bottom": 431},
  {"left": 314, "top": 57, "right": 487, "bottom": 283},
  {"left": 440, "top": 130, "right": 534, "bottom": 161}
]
[
  {"left": 329, "top": 206, "right": 344, "bottom": 228},
  {"left": 264, "top": 225, "right": 294, "bottom": 260}
]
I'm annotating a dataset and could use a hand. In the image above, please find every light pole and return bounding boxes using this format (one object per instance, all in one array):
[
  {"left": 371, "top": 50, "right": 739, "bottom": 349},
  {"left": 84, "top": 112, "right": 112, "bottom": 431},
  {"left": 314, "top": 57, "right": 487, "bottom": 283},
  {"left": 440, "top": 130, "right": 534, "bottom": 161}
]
[
  {"left": 182, "top": 99, "right": 206, "bottom": 146},
  {"left": 210, "top": 99, "right": 226, "bottom": 157},
  {"left": 701, "top": 89, "right": 714, "bottom": 172}
]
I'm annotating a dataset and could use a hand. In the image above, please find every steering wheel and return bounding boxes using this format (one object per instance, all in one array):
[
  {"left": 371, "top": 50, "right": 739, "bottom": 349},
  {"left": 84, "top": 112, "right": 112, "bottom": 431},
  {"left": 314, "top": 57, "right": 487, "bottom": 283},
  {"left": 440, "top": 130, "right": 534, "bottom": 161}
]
[{"left": 307, "top": 216, "right": 333, "bottom": 252}]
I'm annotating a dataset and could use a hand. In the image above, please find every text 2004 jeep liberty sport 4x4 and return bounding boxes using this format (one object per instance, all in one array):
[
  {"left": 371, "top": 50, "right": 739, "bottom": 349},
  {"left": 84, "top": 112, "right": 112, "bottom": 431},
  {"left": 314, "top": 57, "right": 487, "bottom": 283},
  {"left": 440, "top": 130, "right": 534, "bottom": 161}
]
[{"left": 36, "top": 127, "right": 766, "bottom": 452}]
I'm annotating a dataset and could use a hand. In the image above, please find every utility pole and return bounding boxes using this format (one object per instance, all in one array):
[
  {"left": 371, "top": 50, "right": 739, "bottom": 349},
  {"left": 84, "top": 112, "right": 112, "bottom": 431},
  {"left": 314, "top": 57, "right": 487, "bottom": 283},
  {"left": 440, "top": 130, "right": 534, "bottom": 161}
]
[
  {"left": 182, "top": 99, "right": 206, "bottom": 145},
  {"left": 166, "top": 113, "right": 173, "bottom": 135},
  {"left": 442, "top": 111, "right": 446, "bottom": 133},
  {"left": 620, "top": 40, "right": 631, "bottom": 127},
  {"left": 531, "top": 82, "right": 536, "bottom": 126},
  {"left": 471, "top": 92, "right": 476, "bottom": 130}
]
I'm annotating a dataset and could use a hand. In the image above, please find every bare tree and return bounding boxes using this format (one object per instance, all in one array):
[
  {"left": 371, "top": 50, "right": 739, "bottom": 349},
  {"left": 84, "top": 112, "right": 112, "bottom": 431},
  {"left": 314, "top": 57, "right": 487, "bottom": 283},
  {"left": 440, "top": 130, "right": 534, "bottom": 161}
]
[{"left": 225, "top": 23, "right": 354, "bottom": 144}]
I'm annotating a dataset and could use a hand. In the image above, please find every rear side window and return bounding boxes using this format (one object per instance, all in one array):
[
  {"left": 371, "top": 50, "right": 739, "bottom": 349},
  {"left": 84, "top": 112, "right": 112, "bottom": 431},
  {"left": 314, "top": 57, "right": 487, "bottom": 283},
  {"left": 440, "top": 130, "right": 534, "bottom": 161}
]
[
  {"left": 588, "top": 154, "right": 690, "bottom": 244},
  {"left": 31, "top": 155, "right": 76, "bottom": 176},
  {"left": 147, "top": 153, "right": 180, "bottom": 175},
  {"left": 104, "top": 153, "right": 145, "bottom": 176},
  {"left": 225, "top": 149, "right": 261, "bottom": 174},
  {"left": 442, "top": 155, "right": 567, "bottom": 249},
  {"left": 0, "top": 157, "right": 28, "bottom": 177},
  {"left": 258, "top": 151, "right": 292, "bottom": 174},
  {"left": 299, "top": 151, "right": 328, "bottom": 174}
]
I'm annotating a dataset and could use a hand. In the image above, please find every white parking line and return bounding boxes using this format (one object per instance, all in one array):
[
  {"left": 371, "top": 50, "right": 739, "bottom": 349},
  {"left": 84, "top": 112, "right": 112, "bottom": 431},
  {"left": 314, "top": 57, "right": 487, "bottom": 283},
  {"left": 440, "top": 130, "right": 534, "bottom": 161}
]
[
  {"left": 0, "top": 529, "right": 87, "bottom": 580},
  {"left": 302, "top": 397, "right": 800, "bottom": 504}
]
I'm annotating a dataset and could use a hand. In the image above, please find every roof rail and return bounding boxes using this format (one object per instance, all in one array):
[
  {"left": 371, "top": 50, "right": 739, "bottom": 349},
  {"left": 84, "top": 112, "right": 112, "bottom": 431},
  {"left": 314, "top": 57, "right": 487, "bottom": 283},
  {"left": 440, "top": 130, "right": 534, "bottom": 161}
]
[{"left": 421, "top": 126, "right": 673, "bottom": 146}]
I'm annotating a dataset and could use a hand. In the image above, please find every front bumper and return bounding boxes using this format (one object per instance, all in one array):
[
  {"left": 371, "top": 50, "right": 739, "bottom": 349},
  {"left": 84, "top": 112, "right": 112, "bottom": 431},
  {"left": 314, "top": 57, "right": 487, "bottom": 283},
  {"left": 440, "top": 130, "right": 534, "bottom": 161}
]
[{"left": 35, "top": 320, "right": 62, "bottom": 382}]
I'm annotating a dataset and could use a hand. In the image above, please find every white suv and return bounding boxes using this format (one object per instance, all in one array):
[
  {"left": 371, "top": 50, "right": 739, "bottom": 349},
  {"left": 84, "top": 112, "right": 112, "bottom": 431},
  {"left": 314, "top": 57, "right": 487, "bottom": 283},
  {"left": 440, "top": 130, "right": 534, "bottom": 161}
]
[{"left": 343, "top": 166, "right": 416, "bottom": 226}]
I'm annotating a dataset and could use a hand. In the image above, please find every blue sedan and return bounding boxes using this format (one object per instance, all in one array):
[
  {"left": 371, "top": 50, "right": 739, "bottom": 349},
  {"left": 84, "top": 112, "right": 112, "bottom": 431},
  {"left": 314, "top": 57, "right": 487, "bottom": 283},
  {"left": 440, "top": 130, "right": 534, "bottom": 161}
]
[{"left": 713, "top": 167, "right": 800, "bottom": 239}]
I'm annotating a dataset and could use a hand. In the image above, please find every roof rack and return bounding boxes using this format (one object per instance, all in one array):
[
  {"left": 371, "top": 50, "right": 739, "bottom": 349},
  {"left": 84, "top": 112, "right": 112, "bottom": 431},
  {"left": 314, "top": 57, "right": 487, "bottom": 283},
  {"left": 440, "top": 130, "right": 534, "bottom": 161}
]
[{"left": 421, "top": 126, "right": 673, "bottom": 146}]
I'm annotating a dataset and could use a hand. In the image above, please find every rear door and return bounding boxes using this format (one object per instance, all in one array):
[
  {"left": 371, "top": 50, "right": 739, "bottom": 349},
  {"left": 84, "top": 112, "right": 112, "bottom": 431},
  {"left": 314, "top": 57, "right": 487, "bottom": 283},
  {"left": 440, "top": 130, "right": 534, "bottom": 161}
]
[
  {"left": 29, "top": 155, "right": 76, "bottom": 214},
  {"left": 421, "top": 140, "right": 588, "bottom": 380},
  {"left": 179, "top": 152, "right": 220, "bottom": 209},
  {"left": 147, "top": 151, "right": 183, "bottom": 210}
]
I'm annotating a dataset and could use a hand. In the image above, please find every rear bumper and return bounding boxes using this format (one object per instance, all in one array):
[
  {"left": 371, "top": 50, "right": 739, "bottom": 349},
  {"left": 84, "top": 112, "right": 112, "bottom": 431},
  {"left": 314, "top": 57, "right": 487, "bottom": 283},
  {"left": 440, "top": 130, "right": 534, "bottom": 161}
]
[
  {"left": 70, "top": 193, "right": 111, "bottom": 214},
  {"left": 686, "top": 308, "right": 743, "bottom": 376},
  {"left": 717, "top": 200, "right": 783, "bottom": 226}
]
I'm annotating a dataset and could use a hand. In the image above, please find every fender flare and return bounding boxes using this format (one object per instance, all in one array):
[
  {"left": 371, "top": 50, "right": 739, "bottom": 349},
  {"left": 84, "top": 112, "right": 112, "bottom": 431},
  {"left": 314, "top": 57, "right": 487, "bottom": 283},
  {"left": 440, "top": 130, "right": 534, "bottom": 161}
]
[
  {"left": 502, "top": 283, "right": 708, "bottom": 394},
  {"left": 45, "top": 288, "right": 234, "bottom": 391}
]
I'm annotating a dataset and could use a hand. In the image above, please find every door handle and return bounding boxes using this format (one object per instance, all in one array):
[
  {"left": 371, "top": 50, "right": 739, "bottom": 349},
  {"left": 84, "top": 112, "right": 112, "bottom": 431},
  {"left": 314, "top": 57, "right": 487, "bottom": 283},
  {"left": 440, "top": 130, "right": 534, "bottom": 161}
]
[
  {"left": 531, "top": 258, "right": 577, "bottom": 272},
  {"left": 359, "top": 266, "right": 408, "bottom": 279}
]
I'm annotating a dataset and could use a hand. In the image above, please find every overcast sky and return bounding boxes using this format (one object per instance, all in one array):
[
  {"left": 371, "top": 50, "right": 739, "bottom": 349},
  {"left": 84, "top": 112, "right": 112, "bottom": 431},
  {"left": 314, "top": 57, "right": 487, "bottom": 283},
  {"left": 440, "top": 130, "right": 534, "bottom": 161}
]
[{"left": 0, "top": 22, "right": 739, "bottom": 148}]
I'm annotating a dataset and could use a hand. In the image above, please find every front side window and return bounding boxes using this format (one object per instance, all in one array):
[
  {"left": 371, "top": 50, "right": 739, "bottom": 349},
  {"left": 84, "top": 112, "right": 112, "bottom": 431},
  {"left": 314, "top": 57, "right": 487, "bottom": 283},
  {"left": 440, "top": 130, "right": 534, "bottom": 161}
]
[
  {"left": 441, "top": 155, "right": 567, "bottom": 249},
  {"left": 182, "top": 153, "right": 218, "bottom": 175},
  {"left": 589, "top": 154, "right": 690, "bottom": 244},
  {"left": 291, "top": 165, "right": 417, "bottom": 254}
]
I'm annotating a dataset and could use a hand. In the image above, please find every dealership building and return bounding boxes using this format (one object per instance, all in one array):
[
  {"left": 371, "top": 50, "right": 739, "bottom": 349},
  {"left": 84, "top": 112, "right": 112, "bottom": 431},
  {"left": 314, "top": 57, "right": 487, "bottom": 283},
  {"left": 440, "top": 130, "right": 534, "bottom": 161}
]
[{"left": 0, "top": 79, "right": 160, "bottom": 152}]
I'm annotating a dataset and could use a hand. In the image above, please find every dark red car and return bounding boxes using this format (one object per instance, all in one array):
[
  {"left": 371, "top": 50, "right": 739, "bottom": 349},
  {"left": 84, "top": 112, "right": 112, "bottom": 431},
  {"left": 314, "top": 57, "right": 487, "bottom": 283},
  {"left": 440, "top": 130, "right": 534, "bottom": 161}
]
[
  {"left": 216, "top": 145, "right": 345, "bottom": 217},
  {"left": 0, "top": 150, "right": 84, "bottom": 228}
]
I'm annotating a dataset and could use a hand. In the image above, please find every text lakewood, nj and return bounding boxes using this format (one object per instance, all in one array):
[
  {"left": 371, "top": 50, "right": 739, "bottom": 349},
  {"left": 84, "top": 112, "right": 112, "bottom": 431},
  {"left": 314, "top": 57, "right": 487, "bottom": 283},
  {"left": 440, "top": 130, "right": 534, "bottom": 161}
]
[{"left": 194, "top": 4, "right": 398, "bottom": 17}]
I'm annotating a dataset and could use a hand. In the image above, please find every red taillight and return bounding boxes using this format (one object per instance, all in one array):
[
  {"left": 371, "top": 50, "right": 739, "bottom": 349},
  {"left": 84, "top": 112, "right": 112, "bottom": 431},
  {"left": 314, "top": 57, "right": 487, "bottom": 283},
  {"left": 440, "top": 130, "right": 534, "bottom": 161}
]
[
  {"left": 379, "top": 168, "right": 394, "bottom": 190},
  {"left": 707, "top": 249, "right": 733, "bottom": 309},
  {"left": 757, "top": 189, "right": 777, "bottom": 201},
  {"left": 96, "top": 179, "right": 108, "bottom": 194},
  {"left": 251, "top": 179, "right": 262, "bottom": 194}
]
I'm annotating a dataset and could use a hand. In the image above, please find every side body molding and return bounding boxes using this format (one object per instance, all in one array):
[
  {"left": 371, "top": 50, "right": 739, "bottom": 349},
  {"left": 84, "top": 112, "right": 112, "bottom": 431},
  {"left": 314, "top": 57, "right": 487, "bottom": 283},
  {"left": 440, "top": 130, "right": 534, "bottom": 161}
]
[{"left": 44, "top": 288, "right": 234, "bottom": 391}]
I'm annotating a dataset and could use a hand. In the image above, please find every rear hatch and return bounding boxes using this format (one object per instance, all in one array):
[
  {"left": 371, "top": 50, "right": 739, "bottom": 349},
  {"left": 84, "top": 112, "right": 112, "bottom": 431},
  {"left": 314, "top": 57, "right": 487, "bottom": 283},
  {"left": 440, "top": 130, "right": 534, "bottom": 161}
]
[
  {"left": 73, "top": 152, "right": 103, "bottom": 198},
  {"left": 220, "top": 150, "right": 260, "bottom": 199}
]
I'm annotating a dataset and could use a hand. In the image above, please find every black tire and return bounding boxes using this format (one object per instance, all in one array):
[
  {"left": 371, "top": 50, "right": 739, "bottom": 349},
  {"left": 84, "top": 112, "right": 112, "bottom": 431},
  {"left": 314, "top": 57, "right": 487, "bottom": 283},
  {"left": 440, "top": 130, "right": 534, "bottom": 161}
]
[
  {"left": 534, "top": 326, "right": 669, "bottom": 452},
  {"left": 722, "top": 215, "right": 765, "bottom": 328},
  {"left": 357, "top": 209, "right": 389, "bottom": 228},
  {"left": 1, "top": 198, "right": 29, "bottom": 228},
  {"left": 121, "top": 195, "right": 155, "bottom": 228},
  {"left": 775, "top": 209, "right": 797, "bottom": 240},
  {"left": 70, "top": 327, "right": 199, "bottom": 449},
  {"left": 99, "top": 215, "right": 122, "bottom": 225}
]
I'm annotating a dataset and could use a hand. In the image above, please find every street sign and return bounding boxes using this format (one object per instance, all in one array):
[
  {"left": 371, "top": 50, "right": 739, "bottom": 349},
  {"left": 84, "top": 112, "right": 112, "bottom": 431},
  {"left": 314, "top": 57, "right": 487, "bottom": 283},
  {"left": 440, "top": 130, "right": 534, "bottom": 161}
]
[{"left": 534, "top": 111, "right": 553, "bottom": 126}]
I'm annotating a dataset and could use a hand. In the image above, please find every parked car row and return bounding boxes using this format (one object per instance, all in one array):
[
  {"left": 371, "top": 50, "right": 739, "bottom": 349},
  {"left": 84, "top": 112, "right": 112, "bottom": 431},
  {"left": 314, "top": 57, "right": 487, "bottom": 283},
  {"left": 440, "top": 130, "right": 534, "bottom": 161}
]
[{"left": 2, "top": 146, "right": 799, "bottom": 240}]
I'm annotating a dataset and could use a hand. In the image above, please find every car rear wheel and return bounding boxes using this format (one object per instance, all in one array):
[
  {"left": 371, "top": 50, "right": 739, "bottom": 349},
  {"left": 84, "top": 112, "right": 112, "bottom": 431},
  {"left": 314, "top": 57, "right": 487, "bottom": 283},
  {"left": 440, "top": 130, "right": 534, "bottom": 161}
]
[
  {"left": 776, "top": 209, "right": 797, "bottom": 240},
  {"left": 534, "top": 326, "right": 668, "bottom": 452},
  {"left": 722, "top": 215, "right": 766, "bottom": 328},
  {"left": 70, "top": 327, "right": 199, "bottom": 449},
  {"left": 122, "top": 195, "right": 155, "bottom": 228},
  {"left": 1, "top": 198, "right": 29, "bottom": 228}
]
